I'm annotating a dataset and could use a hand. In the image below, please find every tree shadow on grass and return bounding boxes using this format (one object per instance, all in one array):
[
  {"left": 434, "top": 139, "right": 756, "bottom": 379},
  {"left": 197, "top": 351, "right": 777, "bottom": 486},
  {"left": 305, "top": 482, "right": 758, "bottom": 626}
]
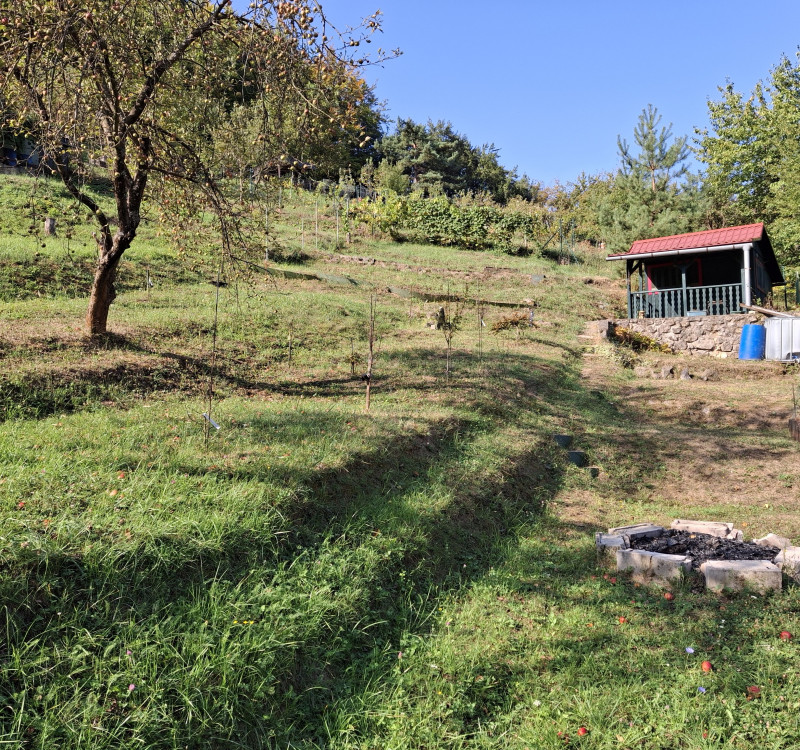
[
  {"left": 0, "top": 391, "right": 568, "bottom": 747},
  {"left": 0, "top": 336, "right": 584, "bottom": 423},
  {"left": 0, "top": 343, "right": 698, "bottom": 746}
]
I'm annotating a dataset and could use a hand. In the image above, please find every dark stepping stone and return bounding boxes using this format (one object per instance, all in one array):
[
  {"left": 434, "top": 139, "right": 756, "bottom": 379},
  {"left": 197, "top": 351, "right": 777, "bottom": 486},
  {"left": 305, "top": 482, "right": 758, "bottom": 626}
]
[
  {"left": 567, "top": 450, "right": 587, "bottom": 467},
  {"left": 553, "top": 434, "right": 573, "bottom": 449}
]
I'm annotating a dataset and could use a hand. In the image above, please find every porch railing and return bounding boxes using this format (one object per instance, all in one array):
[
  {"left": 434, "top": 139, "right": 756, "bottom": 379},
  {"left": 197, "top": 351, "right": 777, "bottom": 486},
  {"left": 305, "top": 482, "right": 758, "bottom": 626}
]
[{"left": 628, "top": 283, "right": 743, "bottom": 319}]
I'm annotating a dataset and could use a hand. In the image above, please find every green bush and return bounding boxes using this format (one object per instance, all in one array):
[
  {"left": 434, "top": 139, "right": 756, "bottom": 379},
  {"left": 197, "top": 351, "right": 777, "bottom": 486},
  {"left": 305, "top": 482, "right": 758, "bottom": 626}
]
[{"left": 349, "top": 193, "right": 541, "bottom": 252}]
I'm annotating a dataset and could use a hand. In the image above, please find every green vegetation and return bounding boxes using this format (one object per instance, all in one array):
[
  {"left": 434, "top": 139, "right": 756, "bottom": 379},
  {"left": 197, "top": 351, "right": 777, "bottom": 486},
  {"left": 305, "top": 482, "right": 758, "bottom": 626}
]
[
  {"left": 2, "top": 7, "right": 800, "bottom": 742},
  {"left": 0, "top": 0, "right": 390, "bottom": 334},
  {"left": 1, "top": 172, "right": 800, "bottom": 748},
  {"left": 696, "top": 54, "right": 800, "bottom": 266},
  {"left": 349, "top": 192, "right": 540, "bottom": 252},
  {"left": 376, "top": 119, "right": 535, "bottom": 203},
  {"left": 597, "top": 105, "right": 706, "bottom": 250}
]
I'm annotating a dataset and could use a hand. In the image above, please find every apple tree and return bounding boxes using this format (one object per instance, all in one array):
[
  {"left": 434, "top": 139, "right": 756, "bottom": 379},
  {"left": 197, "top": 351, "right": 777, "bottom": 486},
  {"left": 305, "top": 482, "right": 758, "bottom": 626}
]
[{"left": 0, "top": 0, "right": 390, "bottom": 334}]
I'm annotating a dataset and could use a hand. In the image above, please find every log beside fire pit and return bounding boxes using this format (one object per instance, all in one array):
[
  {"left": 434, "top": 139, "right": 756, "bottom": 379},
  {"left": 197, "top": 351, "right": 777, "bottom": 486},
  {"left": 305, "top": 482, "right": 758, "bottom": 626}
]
[{"left": 596, "top": 519, "right": 798, "bottom": 593}]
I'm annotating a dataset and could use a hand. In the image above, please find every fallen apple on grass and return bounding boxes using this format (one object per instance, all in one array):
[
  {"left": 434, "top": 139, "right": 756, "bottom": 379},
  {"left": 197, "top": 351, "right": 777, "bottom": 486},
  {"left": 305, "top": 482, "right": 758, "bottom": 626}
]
[{"left": 701, "top": 661, "right": 713, "bottom": 672}]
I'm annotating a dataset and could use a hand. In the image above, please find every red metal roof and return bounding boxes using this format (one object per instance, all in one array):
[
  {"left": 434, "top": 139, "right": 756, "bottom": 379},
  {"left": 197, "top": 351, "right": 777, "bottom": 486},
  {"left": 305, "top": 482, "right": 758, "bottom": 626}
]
[{"left": 613, "top": 223, "right": 765, "bottom": 257}]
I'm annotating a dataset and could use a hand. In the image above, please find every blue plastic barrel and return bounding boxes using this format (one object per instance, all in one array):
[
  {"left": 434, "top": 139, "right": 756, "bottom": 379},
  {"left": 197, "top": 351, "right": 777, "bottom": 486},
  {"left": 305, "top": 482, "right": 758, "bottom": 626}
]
[{"left": 738, "top": 324, "right": 766, "bottom": 360}]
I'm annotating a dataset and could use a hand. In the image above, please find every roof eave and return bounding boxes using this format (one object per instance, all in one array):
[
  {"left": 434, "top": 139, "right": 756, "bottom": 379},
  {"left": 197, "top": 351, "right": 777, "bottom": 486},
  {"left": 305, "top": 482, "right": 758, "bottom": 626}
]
[{"left": 605, "top": 243, "right": 747, "bottom": 262}]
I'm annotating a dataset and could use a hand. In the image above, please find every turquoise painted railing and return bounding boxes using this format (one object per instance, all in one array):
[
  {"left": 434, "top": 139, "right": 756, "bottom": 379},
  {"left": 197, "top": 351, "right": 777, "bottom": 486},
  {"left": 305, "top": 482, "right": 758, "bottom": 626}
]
[{"left": 628, "top": 283, "right": 743, "bottom": 319}]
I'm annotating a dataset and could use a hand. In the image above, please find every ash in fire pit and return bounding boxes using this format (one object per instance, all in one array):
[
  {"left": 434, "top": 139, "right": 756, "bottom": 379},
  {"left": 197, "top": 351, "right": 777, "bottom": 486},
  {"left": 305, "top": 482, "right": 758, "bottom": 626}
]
[
  {"left": 630, "top": 530, "right": 779, "bottom": 570},
  {"left": 596, "top": 520, "right": 798, "bottom": 594}
]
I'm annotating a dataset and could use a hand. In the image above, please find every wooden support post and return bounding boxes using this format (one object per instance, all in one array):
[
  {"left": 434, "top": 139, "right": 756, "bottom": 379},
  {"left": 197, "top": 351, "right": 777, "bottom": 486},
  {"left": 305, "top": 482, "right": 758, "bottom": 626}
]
[
  {"left": 626, "top": 259, "right": 632, "bottom": 319},
  {"left": 680, "top": 264, "right": 688, "bottom": 316}
]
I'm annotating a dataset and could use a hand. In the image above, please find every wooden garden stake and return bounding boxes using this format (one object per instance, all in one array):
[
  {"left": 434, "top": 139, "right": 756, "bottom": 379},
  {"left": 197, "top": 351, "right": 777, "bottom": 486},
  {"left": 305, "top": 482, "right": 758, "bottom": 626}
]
[{"left": 365, "top": 295, "right": 376, "bottom": 411}]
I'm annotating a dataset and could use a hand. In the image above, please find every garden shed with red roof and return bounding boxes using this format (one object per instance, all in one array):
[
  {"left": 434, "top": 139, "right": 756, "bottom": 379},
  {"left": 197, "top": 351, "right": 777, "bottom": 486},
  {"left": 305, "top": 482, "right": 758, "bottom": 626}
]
[{"left": 606, "top": 223, "right": 784, "bottom": 319}]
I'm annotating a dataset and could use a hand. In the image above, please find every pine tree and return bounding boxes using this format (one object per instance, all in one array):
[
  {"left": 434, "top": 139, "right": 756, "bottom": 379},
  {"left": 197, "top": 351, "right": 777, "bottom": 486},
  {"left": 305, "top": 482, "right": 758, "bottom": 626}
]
[
  {"left": 599, "top": 105, "right": 703, "bottom": 250},
  {"left": 618, "top": 104, "right": 690, "bottom": 193}
]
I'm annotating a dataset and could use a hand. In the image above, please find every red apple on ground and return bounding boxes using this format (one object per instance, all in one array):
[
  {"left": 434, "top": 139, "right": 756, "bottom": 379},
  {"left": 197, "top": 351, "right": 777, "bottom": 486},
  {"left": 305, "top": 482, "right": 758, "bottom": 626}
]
[
  {"left": 577, "top": 726, "right": 588, "bottom": 736},
  {"left": 780, "top": 630, "right": 793, "bottom": 641},
  {"left": 701, "top": 661, "right": 713, "bottom": 672}
]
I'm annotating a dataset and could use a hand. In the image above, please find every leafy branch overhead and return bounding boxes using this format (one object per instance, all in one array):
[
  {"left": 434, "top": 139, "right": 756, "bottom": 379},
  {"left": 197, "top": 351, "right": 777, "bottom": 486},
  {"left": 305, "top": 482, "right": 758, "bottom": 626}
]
[
  {"left": 696, "top": 54, "right": 800, "bottom": 266},
  {"left": 0, "top": 0, "right": 395, "bottom": 334}
]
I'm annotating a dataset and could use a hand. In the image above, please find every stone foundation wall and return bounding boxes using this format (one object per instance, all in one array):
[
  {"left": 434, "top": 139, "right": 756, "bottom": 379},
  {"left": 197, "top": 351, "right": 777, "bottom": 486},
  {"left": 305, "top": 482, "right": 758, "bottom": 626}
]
[{"left": 615, "top": 313, "right": 760, "bottom": 356}]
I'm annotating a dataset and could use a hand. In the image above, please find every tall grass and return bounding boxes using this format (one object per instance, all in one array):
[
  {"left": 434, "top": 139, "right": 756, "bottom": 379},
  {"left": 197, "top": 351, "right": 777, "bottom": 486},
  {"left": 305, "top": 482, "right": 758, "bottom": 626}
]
[{"left": 1, "top": 174, "right": 799, "bottom": 748}]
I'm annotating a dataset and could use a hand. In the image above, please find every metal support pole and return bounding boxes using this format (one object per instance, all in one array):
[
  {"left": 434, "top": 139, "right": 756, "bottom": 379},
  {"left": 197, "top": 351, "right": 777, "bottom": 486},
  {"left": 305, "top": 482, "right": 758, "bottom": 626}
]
[{"left": 742, "top": 243, "right": 753, "bottom": 306}]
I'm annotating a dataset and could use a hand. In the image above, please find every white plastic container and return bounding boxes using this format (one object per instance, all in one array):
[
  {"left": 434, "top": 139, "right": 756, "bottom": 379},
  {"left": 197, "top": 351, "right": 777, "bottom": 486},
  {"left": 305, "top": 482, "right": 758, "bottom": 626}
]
[{"left": 764, "top": 317, "right": 800, "bottom": 361}]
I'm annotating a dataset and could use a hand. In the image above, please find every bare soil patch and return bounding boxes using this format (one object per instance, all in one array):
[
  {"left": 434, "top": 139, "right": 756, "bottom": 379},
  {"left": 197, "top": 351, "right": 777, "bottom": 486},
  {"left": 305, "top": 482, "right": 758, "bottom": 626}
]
[{"left": 571, "top": 347, "right": 800, "bottom": 538}]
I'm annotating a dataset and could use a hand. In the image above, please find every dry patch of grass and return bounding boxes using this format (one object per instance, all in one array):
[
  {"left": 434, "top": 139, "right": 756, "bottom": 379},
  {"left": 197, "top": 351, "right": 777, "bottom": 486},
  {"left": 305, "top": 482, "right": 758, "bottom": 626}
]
[{"left": 573, "top": 348, "right": 800, "bottom": 538}]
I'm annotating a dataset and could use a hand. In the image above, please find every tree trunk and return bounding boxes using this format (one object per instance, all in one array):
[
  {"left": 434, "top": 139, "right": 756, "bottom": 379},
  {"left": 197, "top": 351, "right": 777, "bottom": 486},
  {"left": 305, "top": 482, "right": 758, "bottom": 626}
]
[{"left": 86, "top": 253, "right": 123, "bottom": 335}]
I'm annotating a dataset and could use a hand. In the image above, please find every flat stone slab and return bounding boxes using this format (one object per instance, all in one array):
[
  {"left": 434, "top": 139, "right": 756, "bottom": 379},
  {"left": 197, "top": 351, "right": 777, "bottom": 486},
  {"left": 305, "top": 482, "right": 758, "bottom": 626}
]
[
  {"left": 756, "top": 533, "right": 793, "bottom": 549},
  {"left": 773, "top": 546, "right": 800, "bottom": 582},
  {"left": 671, "top": 519, "right": 733, "bottom": 539},
  {"left": 596, "top": 533, "right": 627, "bottom": 549},
  {"left": 567, "top": 450, "right": 587, "bottom": 467},
  {"left": 608, "top": 523, "right": 664, "bottom": 541},
  {"left": 617, "top": 548, "right": 691, "bottom": 584},
  {"left": 596, "top": 533, "right": 627, "bottom": 561},
  {"left": 700, "top": 560, "right": 782, "bottom": 594},
  {"left": 552, "top": 434, "right": 573, "bottom": 449}
]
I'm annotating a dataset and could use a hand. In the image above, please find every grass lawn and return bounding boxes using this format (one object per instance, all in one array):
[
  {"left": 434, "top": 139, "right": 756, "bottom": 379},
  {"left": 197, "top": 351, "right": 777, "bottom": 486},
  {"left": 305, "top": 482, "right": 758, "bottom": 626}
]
[{"left": 1, "top": 174, "right": 799, "bottom": 748}]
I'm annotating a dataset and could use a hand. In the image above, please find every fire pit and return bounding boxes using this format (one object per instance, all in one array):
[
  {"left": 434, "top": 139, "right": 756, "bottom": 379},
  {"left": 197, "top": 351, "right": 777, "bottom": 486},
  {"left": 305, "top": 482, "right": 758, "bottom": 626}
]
[
  {"left": 631, "top": 530, "right": 778, "bottom": 569},
  {"left": 596, "top": 520, "right": 800, "bottom": 594}
]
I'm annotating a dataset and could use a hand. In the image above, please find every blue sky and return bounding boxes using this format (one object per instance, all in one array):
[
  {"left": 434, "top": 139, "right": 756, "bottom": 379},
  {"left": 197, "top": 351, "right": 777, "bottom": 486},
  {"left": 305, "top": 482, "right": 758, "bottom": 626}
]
[{"left": 317, "top": 0, "right": 800, "bottom": 186}]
